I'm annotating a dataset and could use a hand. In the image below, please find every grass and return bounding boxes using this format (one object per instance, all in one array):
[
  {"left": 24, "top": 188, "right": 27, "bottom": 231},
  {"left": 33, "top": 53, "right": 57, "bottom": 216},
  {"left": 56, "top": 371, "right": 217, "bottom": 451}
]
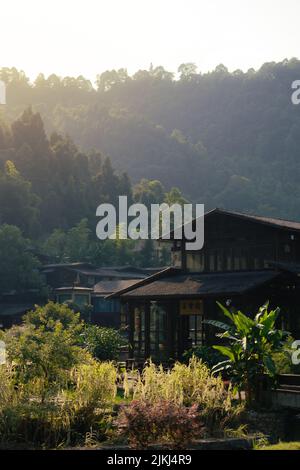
[
  {"left": 114, "top": 389, "right": 131, "bottom": 405},
  {"left": 258, "top": 441, "right": 300, "bottom": 450}
]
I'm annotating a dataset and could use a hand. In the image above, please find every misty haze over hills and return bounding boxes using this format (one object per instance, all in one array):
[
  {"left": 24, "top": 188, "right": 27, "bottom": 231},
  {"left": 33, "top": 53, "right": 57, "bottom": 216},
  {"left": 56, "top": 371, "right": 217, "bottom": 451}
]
[{"left": 1, "top": 59, "right": 300, "bottom": 221}]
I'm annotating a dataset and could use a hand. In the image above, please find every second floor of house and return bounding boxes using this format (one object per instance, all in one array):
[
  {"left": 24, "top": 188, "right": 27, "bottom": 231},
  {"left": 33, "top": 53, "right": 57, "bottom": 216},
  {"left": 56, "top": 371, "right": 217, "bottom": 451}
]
[{"left": 168, "top": 208, "right": 300, "bottom": 273}]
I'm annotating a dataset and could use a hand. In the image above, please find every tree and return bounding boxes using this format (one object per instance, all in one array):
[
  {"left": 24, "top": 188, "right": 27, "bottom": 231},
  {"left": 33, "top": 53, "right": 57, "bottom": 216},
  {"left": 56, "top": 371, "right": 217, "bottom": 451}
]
[
  {"left": 206, "top": 302, "right": 289, "bottom": 406},
  {"left": 43, "top": 219, "right": 93, "bottom": 263},
  {"left": 164, "top": 187, "right": 188, "bottom": 205},
  {"left": 64, "top": 218, "right": 92, "bottom": 262},
  {"left": 0, "top": 161, "right": 40, "bottom": 235},
  {"left": 3, "top": 302, "right": 85, "bottom": 389},
  {"left": 0, "top": 224, "right": 44, "bottom": 294},
  {"left": 11, "top": 107, "right": 48, "bottom": 155},
  {"left": 133, "top": 179, "right": 165, "bottom": 206},
  {"left": 42, "top": 228, "right": 66, "bottom": 262},
  {"left": 178, "top": 63, "right": 198, "bottom": 80},
  {"left": 96, "top": 69, "right": 128, "bottom": 92}
]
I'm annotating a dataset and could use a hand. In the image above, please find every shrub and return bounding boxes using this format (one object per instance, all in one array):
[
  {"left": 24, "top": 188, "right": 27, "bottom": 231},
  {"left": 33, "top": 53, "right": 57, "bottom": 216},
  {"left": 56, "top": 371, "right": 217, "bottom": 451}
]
[
  {"left": 128, "top": 357, "right": 241, "bottom": 435},
  {"left": 0, "top": 358, "right": 118, "bottom": 447},
  {"left": 133, "top": 357, "right": 233, "bottom": 407},
  {"left": 183, "top": 345, "right": 224, "bottom": 369},
  {"left": 82, "top": 325, "right": 127, "bottom": 361},
  {"left": 2, "top": 302, "right": 85, "bottom": 391},
  {"left": 272, "top": 351, "right": 293, "bottom": 374},
  {"left": 0, "top": 301, "right": 119, "bottom": 448},
  {"left": 272, "top": 336, "right": 300, "bottom": 375},
  {"left": 70, "top": 360, "right": 117, "bottom": 408},
  {"left": 116, "top": 399, "right": 203, "bottom": 449},
  {"left": 206, "top": 302, "right": 288, "bottom": 406}
]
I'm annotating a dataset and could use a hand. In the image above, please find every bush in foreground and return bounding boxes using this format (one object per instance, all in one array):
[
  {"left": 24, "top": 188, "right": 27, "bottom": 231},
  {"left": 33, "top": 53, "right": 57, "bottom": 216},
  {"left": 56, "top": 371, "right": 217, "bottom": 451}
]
[{"left": 116, "top": 399, "right": 203, "bottom": 449}]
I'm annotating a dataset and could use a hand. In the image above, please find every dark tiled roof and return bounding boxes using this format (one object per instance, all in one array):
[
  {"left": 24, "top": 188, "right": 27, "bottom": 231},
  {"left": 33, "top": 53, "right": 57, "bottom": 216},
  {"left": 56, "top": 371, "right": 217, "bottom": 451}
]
[
  {"left": 101, "top": 266, "right": 166, "bottom": 275},
  {"left": 215, "top": 208, "right": 300, "bottom": 231},
  {"left": 164, "top": 207, "right": 300, "bottom": 241},
  {"left": 120, "top": 270, "right": 279, "bottom": 299},
  {"left": 55, "top": 287, "right": 93, "bottom": 292},
  {"left": 42, "top": 262, "right": 96, "bottom": 270},
  {"left": 99, "top": 269, "right": 145, "bottom": 279},
  {"left": 41, "top": 264, "right": 146, "bottom": 279},
  {"left": 93, "top": 279, "right": 143, "bottom": 295},
  {"left": 106, "top": 267, "right": 178, "bottom": 299}
]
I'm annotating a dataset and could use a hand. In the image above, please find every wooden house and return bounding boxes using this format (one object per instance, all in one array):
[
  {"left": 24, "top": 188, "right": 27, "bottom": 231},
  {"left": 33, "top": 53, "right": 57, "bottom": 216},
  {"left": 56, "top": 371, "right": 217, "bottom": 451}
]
[{"left": 108, "top": 208, "right": 300, "bottom": 363}]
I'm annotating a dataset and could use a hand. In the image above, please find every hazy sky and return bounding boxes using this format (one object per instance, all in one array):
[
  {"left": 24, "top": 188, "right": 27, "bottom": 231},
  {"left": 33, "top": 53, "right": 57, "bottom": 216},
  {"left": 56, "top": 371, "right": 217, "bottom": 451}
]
[{"left": 1, "top": 0, "right": 300, "bottom": 83}]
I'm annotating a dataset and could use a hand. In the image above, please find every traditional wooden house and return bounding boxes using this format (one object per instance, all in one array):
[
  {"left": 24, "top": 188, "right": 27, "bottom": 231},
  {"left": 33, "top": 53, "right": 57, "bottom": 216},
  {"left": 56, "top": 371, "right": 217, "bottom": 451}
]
[
  {"left": 108, "top": 208, "right": 300, "bottom": 363},
  {"left": 51, "top": 265, "right": 162, "bottom": 328}
]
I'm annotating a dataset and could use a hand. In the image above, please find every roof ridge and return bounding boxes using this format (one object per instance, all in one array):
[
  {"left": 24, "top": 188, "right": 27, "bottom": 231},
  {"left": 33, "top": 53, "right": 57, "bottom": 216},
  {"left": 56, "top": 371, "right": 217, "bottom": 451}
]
[{"left": 218, "top": 208, "right": 300, "bottom": 224}]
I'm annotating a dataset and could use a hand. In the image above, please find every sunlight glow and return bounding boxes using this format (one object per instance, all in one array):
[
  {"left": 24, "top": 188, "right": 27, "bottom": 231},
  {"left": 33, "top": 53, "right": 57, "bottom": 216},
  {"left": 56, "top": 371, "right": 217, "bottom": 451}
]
[{"left": 1, "top": 0, "right": 299, "bottom": 81}]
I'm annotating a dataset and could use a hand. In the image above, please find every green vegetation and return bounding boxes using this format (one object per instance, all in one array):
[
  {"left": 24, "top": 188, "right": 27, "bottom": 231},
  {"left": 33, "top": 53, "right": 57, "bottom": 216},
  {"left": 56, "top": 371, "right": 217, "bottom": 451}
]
[
  {"left": 82, "top": 324, "right": 127, "bottom": 361},
  {"left": 2, "top": 60, "right": 300, "bottom": 219},
  {"left": 0, "top": 302, "right": 119, "bottom": 447},
  {"left": 1, "top": 301, "right": 298, "bottom": 449},
  {"left": 258, "top": 442, "right": 300, "bottom": 450},
  {"left": 0, "top": 224, "right": 45, "bottom": 294},
  {"left": 0, "top": 107, "right": 195, "bottom": 287},
  {"left": 122, "top": 357, "right": 243, "bottom": 437},
  {"left": 116, "top": 399, "right": 203, "bottom": 450},
  {"left": 183, "top": 345, "right": 224, "bottom": 369},
  {"left": 3, "top": 60, "right": 300, "bottom": 289},
  {"left": 206, "top": 302, "right": 288, "bottom": 406},
  {"left": 0, "top": 303, "right": 244, "bottom": 448}
]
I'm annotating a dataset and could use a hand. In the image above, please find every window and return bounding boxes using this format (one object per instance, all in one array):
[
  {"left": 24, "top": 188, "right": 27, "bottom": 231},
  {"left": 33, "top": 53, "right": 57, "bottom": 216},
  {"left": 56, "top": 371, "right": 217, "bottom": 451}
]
[
  {"left": 94, "top": 298, "right": 120, "bottom": 313},
  {"left": 57, "top": 294, "right": 71, "bottom": 303},
  {"left": 149, "top": 302, "right": 167, "bottom": 360},
  {"left": 226, "top": 254, "right": 232, "bottom": 271},
  {"left": 74, "top": 294, "right": 89, "bottom": 306},
  {"left": 180, "top": 301, "right": 204, "bottom": 349},
  {"left": 209, "top": 253, "right": 215, "bottom": 271},
  {"left": 133, "top": 306, "right": 145, "bottom": 357},
  {"left": 186, "top": 253, "right": 205, "bottom": 272},
  {"left": 233, "top": 252, "right": 240, "bottom": 270},
  {"left": 188, "top": 314, "right": 203, "bottom": 347},
  {"left": 199, "top": 253, "right": 205, "bottom": 272},
  {"left": 241, "top": 255, "right": 247, "bottom": 270},
  {"left": 217, "top": 253, "right": 223, "bottom": 271}
]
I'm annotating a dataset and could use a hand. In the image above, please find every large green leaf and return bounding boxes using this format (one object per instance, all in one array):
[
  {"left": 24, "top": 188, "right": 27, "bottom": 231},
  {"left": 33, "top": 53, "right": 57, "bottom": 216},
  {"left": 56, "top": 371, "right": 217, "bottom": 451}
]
[
  {"left": 204, "top": 319, "right": 231, "bottom": 331},
  {"left": 211, "top": 359, "right": 232, "bottom": 375},
  {"left": 213, "top": 345, "right": 235, "bottom": 361},
  {"left": 216, "top": 301, "right": 235, "bottom": 321},
  {"left": 216, "top": 331, "right": 240, "bottom": 342},
  {"left": 233, "top": 310, "right": 254, "bottom": 333},
  {"left": 258, "top": 308, "right": 280, "bottom": 330},
  {"left": 255, "top": 301, "right": 270, "bottom": 322}
]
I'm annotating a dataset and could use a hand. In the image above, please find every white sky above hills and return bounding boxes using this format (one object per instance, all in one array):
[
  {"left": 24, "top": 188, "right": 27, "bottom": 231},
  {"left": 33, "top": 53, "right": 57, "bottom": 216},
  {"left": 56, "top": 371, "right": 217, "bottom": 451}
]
[{"left": 1, "top": 0, "right": 299, "bottom": 83}]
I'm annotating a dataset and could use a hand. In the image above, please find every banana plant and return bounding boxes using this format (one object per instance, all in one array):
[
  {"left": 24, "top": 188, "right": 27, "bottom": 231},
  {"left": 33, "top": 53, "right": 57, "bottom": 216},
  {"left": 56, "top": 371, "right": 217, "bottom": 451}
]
[{"left": 205, "top": 301, "right": 289, "bottom": 406}]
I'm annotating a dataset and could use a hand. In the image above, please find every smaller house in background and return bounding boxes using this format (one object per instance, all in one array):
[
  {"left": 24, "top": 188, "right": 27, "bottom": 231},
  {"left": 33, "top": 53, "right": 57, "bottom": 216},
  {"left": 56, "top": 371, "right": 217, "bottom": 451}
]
[
  {"left": 47, "top": 264, "right": 163, "bottom": 329},
  {"left": 0, "top": 263, "right": 163, "bottom": 330}
]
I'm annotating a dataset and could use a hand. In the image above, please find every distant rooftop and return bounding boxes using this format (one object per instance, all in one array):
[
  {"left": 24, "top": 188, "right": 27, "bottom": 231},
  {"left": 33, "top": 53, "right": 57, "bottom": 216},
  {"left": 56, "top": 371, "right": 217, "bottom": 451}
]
[{"left": 93, "top": 279, "right": 143, "bottom": 295}]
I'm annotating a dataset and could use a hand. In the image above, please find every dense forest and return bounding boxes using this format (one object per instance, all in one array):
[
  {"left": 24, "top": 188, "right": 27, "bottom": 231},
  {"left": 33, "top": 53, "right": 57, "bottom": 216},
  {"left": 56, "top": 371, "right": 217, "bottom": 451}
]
[
  {"left": 2, "top": 59, "right": 300, "bottom": 219},
  {"left": 2, "top": 59, "right": 300, "bottom": 292},
  {"left": 0, "top": 110, "right": 177, "bottom": 292}
]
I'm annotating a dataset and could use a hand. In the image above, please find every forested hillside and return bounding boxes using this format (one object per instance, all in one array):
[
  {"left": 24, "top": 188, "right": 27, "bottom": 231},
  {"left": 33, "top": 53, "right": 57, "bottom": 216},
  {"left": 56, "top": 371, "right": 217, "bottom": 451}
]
[
  {"left": 0, "top": 109, "right": 177, "bottom": 291},
  {"left": 1, "top": 59, "right": 300, "bottom": 220}
]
